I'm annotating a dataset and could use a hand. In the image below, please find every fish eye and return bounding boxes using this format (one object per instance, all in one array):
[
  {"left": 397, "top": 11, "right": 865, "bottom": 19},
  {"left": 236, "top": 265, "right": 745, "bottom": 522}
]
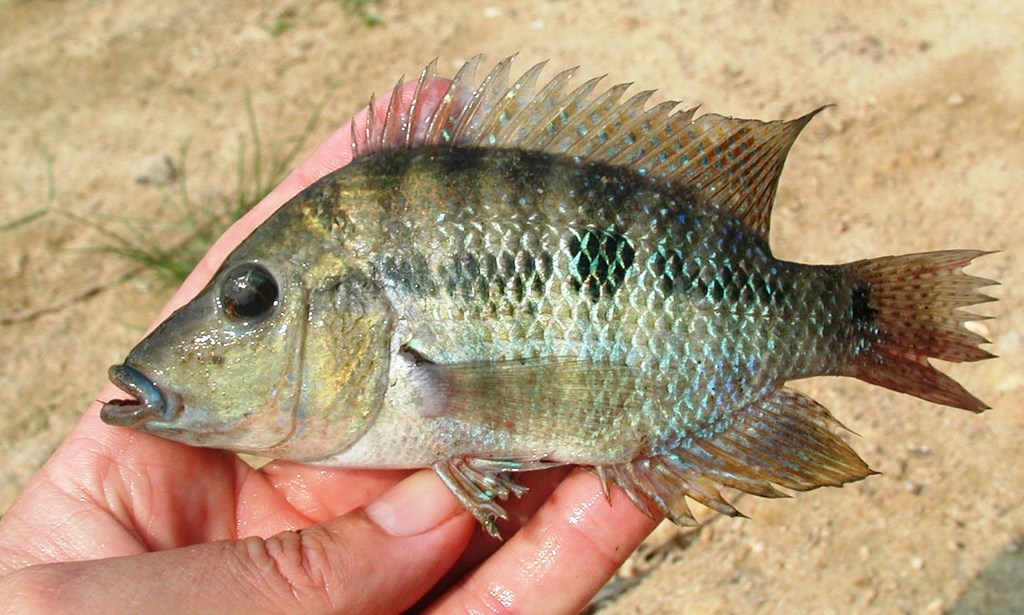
[{"left": 219, "top": 263, "right": 279, "bottom": 323}]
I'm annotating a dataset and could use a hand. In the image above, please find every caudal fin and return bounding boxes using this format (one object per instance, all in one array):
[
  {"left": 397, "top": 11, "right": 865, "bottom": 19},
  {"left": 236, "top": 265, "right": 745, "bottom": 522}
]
[{"left": 844, "top": 250, "right": 996, "bottom": 411}]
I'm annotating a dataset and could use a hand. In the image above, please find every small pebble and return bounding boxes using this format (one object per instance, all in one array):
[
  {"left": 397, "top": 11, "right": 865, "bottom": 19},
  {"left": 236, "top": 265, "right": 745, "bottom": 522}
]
[
  {"left": 134, "top": 153, "right": 178, "bottom": 186},
  {"left": 864, "top": 587, "right": 878, "bottom": 604},
  {"left": 946, "top": 92, "right": 965, "bottom": 107},
  {"left": 681, "top": 596, "right": 724, "bottom": 615},
  {"left": 918, "top": 144, "right": 940, "bottom": 159},
  {"left": 908, "top": 444, "right": 932, "bottom": 457},
  {"left": 911, "top": 556, "right": 926, "bottom": 571}
]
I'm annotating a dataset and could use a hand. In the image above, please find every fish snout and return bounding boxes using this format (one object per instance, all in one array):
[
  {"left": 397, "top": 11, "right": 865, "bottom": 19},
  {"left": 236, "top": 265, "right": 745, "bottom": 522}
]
[{"left": 100, "top": 364, "right": 180, "bottom": 427}]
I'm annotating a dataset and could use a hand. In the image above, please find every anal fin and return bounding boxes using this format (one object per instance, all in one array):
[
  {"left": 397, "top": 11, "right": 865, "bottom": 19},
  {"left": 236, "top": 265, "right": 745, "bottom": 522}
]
[{"left": 596, "top": 387, "right": 875, "bottom": 526}]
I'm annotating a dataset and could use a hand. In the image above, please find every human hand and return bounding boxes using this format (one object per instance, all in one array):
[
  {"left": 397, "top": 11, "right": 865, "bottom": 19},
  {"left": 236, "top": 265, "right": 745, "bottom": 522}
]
[{"left": 0, "top": 79, "right": 659, "bottom": 614}]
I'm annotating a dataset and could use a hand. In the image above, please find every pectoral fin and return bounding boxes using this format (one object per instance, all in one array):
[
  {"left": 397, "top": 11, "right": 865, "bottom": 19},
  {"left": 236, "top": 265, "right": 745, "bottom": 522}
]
[{"left": 402, "top": 345, "right": 648, "bottom": 430}]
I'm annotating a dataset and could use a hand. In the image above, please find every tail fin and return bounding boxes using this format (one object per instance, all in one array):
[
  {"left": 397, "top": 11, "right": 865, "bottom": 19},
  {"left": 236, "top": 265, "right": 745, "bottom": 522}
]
[{"left": 844, "top": 250, "right": 996, "bottom": 411}]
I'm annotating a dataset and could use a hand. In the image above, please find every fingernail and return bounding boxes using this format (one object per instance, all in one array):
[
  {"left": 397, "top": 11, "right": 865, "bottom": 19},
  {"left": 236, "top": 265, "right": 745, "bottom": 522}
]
[{"left": 364, "top": 469, "right": 462, "bottom": 537}]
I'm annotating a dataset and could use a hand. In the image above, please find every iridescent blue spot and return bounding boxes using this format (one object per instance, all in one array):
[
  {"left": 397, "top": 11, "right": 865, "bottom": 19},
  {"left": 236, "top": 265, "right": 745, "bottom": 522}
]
[{"left": 567, "top": 228, "right": 636, "bottom": 302}]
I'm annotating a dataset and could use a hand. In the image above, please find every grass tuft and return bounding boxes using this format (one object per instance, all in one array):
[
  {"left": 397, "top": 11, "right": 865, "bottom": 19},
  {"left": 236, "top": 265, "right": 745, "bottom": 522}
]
[
  {"left": 337, "top": 0, "right": 383, "bottom": 27},
  {"left": 2, "top": 89, "right": 335, "bottom": 289},
  {"left": 97, "top": 87, "right": 335, "bottom": 285}
]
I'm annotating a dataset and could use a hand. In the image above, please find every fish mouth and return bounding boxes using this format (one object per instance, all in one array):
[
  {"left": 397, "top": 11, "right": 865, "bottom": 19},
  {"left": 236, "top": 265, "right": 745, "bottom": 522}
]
[{"left": 100, "top": 364, "right": 181, "bottom": 427}]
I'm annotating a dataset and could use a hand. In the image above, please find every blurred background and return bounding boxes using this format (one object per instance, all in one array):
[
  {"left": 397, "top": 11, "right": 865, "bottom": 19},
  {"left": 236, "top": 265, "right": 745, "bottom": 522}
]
[{"left": 1, "top": 2, "right": 1021, "bottom": 613}]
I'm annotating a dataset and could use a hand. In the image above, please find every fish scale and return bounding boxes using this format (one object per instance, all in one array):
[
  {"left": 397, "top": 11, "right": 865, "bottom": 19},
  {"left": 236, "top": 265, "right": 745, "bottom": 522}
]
[
  {"left": 101, "top": 56, "right": 995, "bottom": 537},
  {"left": 344, "top": 148, "right": 853, "bottom": 454}
]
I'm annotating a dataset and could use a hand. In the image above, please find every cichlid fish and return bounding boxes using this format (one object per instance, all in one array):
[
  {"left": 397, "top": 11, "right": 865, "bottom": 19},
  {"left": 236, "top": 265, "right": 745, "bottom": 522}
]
[{"left": 101, "top": 56, "right": 996, "bottom": 536}]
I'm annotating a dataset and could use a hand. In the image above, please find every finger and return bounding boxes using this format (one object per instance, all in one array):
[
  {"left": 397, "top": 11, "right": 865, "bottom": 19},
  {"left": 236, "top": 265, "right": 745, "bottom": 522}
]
[
  {"left": 425, "top": 469, "right": 659, "bottom": 614},
  {"left": 245, "top": 462, "right": 411, "bottom": 526},
  {"left": 408, "top": 466, "right": 571, "bottom": 608},
  {"left": 1, "top": 471, "right": 474, "bottom": 615}
]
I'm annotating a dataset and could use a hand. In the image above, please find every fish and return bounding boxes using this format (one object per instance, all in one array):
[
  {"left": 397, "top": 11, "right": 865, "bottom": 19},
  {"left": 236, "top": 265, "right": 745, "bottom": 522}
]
[{"left": 100, "top": 56, "right": 996, "bottom": 537}]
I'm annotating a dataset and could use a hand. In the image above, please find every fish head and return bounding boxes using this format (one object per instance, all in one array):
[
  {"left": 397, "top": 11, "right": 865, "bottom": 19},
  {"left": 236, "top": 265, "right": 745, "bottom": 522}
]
[
  {"left": 101, "top": 248, "right": 311, "bottom": 454},
  {"left": 101, "top": 202, "right": 395, "bottom": 461}
]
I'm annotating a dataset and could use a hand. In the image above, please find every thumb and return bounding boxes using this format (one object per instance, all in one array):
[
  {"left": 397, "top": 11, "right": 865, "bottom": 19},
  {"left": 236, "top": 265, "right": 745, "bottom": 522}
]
[{"left": 0, "top": 470, "right": 474, "bottom": 615}]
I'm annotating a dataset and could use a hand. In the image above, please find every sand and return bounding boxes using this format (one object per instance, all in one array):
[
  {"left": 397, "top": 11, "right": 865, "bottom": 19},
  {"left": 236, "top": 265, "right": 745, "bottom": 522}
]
[{"left": 1, "top": 2, "right": 1021, "bottom": 613}]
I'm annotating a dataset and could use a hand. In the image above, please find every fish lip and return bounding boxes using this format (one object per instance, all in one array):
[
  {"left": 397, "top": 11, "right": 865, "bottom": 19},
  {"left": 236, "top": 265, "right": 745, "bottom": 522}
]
[{"left": 100, "top": 364, "right": 180, "bottom": 427}]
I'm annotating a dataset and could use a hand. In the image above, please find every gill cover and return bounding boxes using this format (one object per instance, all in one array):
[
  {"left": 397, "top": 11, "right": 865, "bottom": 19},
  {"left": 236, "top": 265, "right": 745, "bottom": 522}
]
[{"left": 103, "top": 196, "right": 395, "bottom": 461}]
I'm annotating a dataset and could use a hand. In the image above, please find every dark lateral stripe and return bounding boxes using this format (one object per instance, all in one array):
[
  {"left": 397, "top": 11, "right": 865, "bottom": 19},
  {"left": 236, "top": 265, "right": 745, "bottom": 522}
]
[
  {"left": 437, "top": 146, "right": 486, "bottom": 178},
  {"left": 361, "top": 150, "right": 413, "bottom": 216},
  {"left": 499, "top": 149, "right": 550, "bottom": 192}
]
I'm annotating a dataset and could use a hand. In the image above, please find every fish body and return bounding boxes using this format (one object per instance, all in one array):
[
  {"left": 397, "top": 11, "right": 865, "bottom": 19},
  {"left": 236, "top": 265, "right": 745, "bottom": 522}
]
[
  {"left": 305, "top": 147, "right": 847, "bottom": 467},
  {"left": 101, "top": 57, "right": 995, "bottom": 536}
]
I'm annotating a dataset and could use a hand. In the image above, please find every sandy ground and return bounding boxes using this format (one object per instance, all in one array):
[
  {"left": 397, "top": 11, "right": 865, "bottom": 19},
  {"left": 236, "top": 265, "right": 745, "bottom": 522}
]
[{"left": 1, "top": 1, "right": 1021, "bottom": 613}]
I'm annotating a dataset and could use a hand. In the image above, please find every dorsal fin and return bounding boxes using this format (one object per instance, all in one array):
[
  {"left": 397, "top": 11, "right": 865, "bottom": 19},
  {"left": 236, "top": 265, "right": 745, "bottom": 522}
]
[{"left": 352, "top": 55, "right": 822, "bottom": 239}]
